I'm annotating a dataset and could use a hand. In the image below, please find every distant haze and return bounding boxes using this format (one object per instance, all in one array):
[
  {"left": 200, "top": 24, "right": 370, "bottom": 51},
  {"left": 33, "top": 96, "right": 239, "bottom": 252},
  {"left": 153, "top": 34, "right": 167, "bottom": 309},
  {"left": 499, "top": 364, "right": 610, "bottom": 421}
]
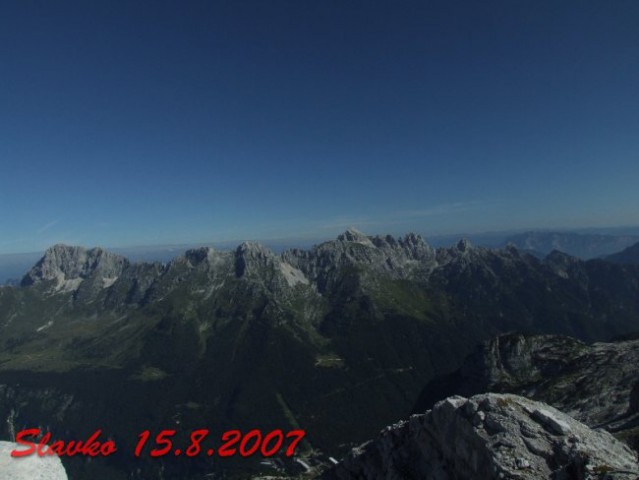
[{"left": 1, "top": 1, "right": 638, "bottom": 254}]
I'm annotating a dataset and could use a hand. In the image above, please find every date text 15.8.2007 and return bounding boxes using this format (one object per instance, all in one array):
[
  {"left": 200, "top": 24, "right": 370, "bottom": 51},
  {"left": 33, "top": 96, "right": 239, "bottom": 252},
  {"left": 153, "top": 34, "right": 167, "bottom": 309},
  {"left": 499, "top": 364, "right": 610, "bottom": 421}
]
[{"left": 11, "top": 428, "right": 306, "bottom": 458}]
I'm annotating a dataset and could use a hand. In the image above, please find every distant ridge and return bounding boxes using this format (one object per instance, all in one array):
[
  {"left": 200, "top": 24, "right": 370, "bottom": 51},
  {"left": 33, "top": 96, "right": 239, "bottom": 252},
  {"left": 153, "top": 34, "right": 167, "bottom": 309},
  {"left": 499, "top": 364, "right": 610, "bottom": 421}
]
[
  {"left": 501, "top": 231, "right": 639, "bottom": 259},
  {"left": 607, "top": 241, "right": 639, "bottom": 265}
]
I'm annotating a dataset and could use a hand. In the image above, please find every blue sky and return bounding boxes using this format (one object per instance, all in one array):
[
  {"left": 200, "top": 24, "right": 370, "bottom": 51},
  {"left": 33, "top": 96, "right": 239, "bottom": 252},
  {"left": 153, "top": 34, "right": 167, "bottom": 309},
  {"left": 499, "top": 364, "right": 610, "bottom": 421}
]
[{"left": 1, "top": 0, "right": 638, "bottom": 254}]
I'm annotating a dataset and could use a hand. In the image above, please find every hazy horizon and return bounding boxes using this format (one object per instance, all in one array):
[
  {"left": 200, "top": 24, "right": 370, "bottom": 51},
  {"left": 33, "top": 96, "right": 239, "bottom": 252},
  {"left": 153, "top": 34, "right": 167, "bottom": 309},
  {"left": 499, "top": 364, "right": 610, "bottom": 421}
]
[
  {"left": 2, "top": 1, "right": 638, "bottom": 255},
  {"left": 2, "top": 223, "right": 639, "bottom": 257}
]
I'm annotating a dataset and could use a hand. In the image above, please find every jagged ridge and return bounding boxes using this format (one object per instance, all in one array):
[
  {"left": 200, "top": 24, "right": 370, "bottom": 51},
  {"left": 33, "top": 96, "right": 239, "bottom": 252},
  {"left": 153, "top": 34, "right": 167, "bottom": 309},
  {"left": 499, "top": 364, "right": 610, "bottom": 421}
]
[{"left": 2, "top": 230, "right": 639, "bottom": 479}]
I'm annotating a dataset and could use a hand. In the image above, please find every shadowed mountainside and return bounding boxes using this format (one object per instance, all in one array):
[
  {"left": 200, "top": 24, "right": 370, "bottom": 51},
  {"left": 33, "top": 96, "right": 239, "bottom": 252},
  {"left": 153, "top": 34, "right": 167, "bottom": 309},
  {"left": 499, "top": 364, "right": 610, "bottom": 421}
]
[{"left": 1, "top": 230, "right": 639, "bottom": 478}]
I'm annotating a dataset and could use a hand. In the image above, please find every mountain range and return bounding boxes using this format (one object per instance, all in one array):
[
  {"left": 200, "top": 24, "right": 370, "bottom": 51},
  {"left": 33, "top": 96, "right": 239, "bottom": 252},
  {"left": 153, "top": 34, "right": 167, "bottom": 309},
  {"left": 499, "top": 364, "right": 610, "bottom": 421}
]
[
  {"left": 1, "top": 229, "right": 639, "bottom": 479},
  {"left": 500, "top": 231, "right": 639, "bottom": 259},
  {"left": 3, "top": 229, "right": 639, "bottom": 285}
]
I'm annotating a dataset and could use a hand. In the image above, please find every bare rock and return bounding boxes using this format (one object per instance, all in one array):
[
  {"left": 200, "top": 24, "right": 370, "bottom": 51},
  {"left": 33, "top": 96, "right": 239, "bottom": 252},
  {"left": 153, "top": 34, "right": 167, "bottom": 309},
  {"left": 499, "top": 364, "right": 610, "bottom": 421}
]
[
  {"left": 326, "top": 393, "right": 639, "bottom": 479},
  {"left": 21, "top": 244, "right": 129, "bottom": 292},
  {"left": 0, "top": 441, "right": 68, "bottom": 480}
]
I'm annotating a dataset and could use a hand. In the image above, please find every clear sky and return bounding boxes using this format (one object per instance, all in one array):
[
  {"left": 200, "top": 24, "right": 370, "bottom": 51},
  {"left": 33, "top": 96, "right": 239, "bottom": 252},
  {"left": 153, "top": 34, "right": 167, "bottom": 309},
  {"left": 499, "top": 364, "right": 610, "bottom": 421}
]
[{"left": 1, "top": 0, "right": 638, "bottom": 254}]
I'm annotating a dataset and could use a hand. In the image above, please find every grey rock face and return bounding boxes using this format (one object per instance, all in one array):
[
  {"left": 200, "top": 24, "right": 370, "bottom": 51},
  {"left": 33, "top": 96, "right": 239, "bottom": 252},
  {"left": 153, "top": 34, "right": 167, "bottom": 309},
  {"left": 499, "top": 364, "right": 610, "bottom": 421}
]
[
  {"left": 282, "top": 230, "right": 437, "bottom": 292},
  {"left": 327, "top": 394, "right": 639, "bottom": 480},
  {"left": 416, "top": 334, "right": 639, "bottom": 453},
  {"left": 337, "top": 228, "right": 374, "bottom": 244},
  {"left": 15, "top": 231, "right": 639, "bottom": 332},
  {"left": 470, "top": 335, "right": 639, "bottom": 433},
  {"left": 0, "top": 441, "right": 68, "bottom": 480},
  {"left": 21, "top": 244, "right": 129, "bottom": 291},
  {"left": 235, "top": 241, "right": 279, "bottom": 277}
]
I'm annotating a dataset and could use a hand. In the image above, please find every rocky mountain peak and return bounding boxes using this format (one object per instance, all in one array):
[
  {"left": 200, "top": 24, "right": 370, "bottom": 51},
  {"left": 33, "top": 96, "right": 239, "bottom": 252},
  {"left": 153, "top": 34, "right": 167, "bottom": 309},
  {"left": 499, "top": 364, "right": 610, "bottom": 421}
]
[
  {"left": 544, "top": 249, "right": 585, "bottom": 280},
  {"left": 184, "top": 246, "right": 216, "bottom": 266},
  {"left": 337, "top": 228, "right": 373, "bottom": 246},
  {"left": 21, "top": 244, "right": 129, "bottom": 288},
  {"left": 235, "top": 241, "right": 274, "bottom": 259},
  {"left": 401, "top": 232, "right": 425, "bottom": 246},
  {"left": 456, "top": 237, "right": 473, "bottom": 252},
  {"left": 234, "top": 241, "right": 278, "bottom": 277}
]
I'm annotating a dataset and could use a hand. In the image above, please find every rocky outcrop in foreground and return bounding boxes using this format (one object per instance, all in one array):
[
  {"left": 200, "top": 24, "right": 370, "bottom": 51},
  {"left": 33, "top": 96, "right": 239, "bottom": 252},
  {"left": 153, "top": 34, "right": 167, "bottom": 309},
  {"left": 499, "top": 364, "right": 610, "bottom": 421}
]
[
  {"left": 414, "top": 334, "right": 639, "bottom": 451},
  {"left": 326, "top": 394, "right": 639, "bottom": 480},
  {"left": 0, "top": 441, "right": 68, "bottom": 480}
]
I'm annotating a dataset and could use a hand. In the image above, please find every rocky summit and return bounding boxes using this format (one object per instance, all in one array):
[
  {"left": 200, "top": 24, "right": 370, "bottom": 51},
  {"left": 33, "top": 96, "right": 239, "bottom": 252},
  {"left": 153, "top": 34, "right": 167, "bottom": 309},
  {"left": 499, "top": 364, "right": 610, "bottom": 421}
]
[
  {"left": 22, "top": 244, "right": 129, "bottom": 287},
  {"left": 326, "top": 393, "right": 639, "bottom": 480}
]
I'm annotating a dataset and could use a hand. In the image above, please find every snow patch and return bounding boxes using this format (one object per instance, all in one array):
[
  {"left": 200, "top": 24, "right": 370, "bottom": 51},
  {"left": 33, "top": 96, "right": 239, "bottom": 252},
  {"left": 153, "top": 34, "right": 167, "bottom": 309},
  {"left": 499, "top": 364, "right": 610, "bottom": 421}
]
[
  {"left": 102, "top": 276, "right": 118, "bottom": 288},
  {"left": 53, "top": 275, "right": 83, "bottom": 293},
  {"left": 60, "top": 278, "right": 83, "bottom": 292},
  {"left": 279, "top": 263, "right": 309, "bottom": 287},
  {"left": 36, "top": 320, "right": 54, "bottom": 332}
]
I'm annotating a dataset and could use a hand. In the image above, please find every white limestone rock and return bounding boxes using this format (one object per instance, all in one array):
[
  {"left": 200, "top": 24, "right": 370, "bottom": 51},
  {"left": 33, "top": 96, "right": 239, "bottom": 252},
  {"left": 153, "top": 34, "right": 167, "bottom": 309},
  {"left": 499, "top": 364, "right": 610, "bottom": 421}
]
[
  {"left": 327, "top": 393, "right": 639, "bottom": 479},
  {"left": 0, "top": 441, "right": 68, "bottom": 480}
]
